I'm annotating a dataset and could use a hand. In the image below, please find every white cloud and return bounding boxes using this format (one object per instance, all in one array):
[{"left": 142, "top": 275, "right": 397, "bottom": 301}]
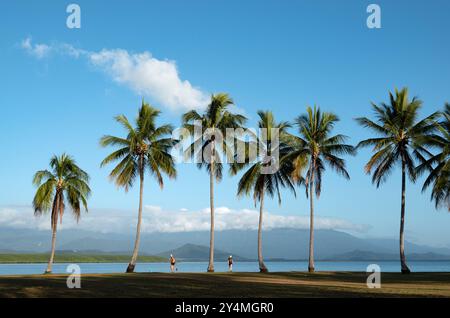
[
  {"left": 89, "top": 49, "right": 209, "bottom": 111},
  {"left": 20, "top": 37, "right": 209, "bottom": 111},
  {"left": 59, "top": 43, "right": 86, "bottom": 58},
  {"left": 21, "top": 37, "right": 51, "bottom": 59},
  {"left": 0, "top": 205, "right": 369, "bottom": 234}
]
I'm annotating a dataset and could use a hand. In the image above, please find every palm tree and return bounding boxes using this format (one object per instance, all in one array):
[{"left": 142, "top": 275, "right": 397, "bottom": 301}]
[
  {"left": 32, "top": 154, "right": 90, "bottom": 273},
  {"left": 182, "top": 93, "right": 246, "bottom": 272},
  {"left": 286, "top": 106, "right": 355, "bottom": 273},
  {"left": 100, "top": 101, "right": 176, "bottom": 273},
  {"left": 231, "top": 111, "right": 298, "bottom": 272},
  {"left": 356, "top": 88, "right": 439, "bottom": 273},
  {"left": 416, "top": 103, "right": 450, "bottom": 210}
]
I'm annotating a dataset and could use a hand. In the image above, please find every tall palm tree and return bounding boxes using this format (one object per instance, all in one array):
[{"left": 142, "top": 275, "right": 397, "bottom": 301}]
[
  {"left": 32, "top": 154, "right": 90, "bottom": 273},
  {"left": 416, "top": 103, "right": 450, "bottom": 211},
  {"left": 286, "top": 106, "right": 355, "bottom": 272},
  {"left": 231, "top": 111, "right": 298, "bottom": 272},
  {"left": 100, "top": 101, "right": 176, "bottom": 273},
  {"left": 182, "top": 93, "right": 246, "bottom": 272},
  {"left": 356, "top": 88, "right": 439, "bottom": 273}
]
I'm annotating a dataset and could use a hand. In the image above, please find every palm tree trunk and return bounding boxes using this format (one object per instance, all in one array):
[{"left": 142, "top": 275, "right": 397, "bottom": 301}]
[
  {"left": 45, "top": 215, "right": 58, "bottom": 273},
  {"left": 45, "top": 193, "right": 60, "bottom": 274},
  {"left": 400, "top": 160, "right": 411, "bottom": 274},
  {"left": 207, "top": 146, "right": 215, "bottom": 273},
  {"left": 308, "top": 163, "right": 315, "bottom": 273},
  {"left": 126, "top": 156, "right": 144, "bottom": 273},
  {"left": 258, "top": 189, "right": 268, "bottom": 272}
]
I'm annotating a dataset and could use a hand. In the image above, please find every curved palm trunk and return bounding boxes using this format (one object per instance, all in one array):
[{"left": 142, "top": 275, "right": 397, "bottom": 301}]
[
  {"left": 258, "top": 189, "right": 268, "bottom": 272},
  {"left": 400, "top": 161, "right": 411, "bottom": 274},
  {"left": 45, "top": 192, "right": 60, "bottom": 274},
  {"left": 207, "top": 157, "right": 215, "bottom": 272},
  {"left": 126, "top": 158, "right": 145, "bottom": 273},
  {"left": 308, "top": 164, "right": 315, "bottom": 273},
  {"left": 45, "top": 217, "right": 58, "bottom": 273}
]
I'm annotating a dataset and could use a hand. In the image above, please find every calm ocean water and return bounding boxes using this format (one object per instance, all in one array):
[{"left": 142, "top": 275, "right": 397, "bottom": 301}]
[{"left": 0, "top": 261, "right": 449, "bottom": 275}]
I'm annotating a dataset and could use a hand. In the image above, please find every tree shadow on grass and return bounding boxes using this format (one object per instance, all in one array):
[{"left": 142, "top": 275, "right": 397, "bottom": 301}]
[{"left": 1, "top": 272, "right": 449, "bottom": 298}]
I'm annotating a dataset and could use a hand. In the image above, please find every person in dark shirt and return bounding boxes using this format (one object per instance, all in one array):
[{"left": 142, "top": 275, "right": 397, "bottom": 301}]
[
  {"left": 170, "top": 254, "right": 176, "bottom": 273},
  {"left": 228, "top": 255, "right": 233, "bottom": 272}
]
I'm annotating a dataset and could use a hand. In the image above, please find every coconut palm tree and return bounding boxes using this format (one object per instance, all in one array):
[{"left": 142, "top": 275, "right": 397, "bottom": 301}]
[
  {"left": 356, "top": 88, "right": 439, "bottom": 273},
  {"left": 32, "top": 154, "right": 90, "bottom": 273},
  {"left": 416, "top": 103, "right": 450, "bottom": 211},
  {"left": 100, "top": 101, "right": 176, "bottom": 273},
  {"left": 230, "top": 111, "right": 298, "bottom": 272},
  {"left": 182, "top": 93, "right": 246, "bottom": 272},
  {"left": 286, "top": 106, "right": 355, "bottom": 272}
]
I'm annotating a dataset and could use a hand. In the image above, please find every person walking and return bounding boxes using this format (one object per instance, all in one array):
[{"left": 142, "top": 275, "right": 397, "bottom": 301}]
[
  {"left": 228, "top": 255, "right": 233, "bottom": 272},
  {"left": 170, "top": 254, "right": 176, "bottom": 273}
]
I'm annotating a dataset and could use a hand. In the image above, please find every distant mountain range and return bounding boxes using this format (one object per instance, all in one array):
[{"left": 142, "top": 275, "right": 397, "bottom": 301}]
[
  {"left": 157, "top": 244, "right": 249, "bottom": 261},
  {"left": 329, "top": 250, "right": 450, "bottom": 261},
  {"left": 0, "top": 227, "right": 449, "bottom": 261}
]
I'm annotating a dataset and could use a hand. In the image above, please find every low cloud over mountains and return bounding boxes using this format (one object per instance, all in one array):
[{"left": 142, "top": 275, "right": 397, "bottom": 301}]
[{"left": 0, "top": 205, "right": 369, "bottom": 234}]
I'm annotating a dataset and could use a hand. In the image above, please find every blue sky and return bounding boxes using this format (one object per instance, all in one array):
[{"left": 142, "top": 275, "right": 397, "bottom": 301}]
[{"left": 0, "top": 0, "right": 449, "bottom": 246}]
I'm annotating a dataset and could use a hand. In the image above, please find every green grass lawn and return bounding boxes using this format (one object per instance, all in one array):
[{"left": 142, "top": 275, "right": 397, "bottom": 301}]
[
  {"left": 0, "top": 272, "right": 449, "bottom": 298},
  {"left": 0, "top": 253, "right": 165, "bottom": 263}
]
